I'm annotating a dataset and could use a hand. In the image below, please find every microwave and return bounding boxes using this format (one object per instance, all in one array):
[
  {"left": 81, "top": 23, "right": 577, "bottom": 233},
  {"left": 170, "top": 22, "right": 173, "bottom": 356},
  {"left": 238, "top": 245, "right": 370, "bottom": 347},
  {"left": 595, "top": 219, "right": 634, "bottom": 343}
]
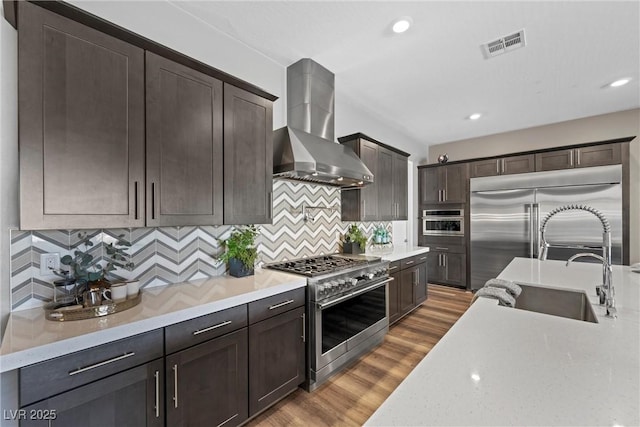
[{"left": 422, "top": 209, "right": 464, "bottom": 236}]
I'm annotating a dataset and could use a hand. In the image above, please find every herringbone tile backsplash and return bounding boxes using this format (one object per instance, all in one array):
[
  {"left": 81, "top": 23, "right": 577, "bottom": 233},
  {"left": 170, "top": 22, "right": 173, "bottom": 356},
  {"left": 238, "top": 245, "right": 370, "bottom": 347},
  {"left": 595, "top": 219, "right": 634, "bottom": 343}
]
[{"left": 10, "top": 181, "right": 391, "bottom": 311}]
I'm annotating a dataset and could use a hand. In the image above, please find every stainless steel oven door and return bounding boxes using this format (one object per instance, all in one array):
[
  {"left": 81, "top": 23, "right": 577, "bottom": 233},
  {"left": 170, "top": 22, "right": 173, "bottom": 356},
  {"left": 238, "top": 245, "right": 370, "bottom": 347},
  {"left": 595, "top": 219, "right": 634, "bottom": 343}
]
[
  {"left": 312, "top": 278, "right": 390, "bottom": 373},
  {"left": 422, "top": 217, "right": 464, "bottom": 236}
]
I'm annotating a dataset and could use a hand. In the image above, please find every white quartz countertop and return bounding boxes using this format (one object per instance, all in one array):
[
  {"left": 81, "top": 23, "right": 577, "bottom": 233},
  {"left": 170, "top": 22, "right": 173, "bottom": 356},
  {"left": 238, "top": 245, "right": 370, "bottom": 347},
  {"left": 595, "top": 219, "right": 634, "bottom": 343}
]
[
  {"left": 0, "top": 269, "right": 306, "bottom": 373},
  {"left": 366, "top": 257, "right": 640, "bottom": 426},
  {"left": 366, "top": 245, "right": 429, "bottom": 262}
]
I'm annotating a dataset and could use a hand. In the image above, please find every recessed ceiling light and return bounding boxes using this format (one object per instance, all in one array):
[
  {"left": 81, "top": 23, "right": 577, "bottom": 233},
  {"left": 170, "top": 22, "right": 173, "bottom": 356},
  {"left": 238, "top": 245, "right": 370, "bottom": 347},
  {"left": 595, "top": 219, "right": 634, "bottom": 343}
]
[
  {"left": 609, "top": 78, "right": 630, "bottom": 88},
  {"left": 469, "top": 113, "right": 482, "bottom": 120},
  {"left": 392, "top": 17, "right": 412, "bottom": 34}
]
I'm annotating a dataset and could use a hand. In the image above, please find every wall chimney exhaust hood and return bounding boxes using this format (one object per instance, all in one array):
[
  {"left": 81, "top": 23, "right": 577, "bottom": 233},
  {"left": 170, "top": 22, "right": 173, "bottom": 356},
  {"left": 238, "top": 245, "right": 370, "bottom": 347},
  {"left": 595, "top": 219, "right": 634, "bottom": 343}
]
[{"left": 273, "top": 59, "right": 373, "bottom": 188}]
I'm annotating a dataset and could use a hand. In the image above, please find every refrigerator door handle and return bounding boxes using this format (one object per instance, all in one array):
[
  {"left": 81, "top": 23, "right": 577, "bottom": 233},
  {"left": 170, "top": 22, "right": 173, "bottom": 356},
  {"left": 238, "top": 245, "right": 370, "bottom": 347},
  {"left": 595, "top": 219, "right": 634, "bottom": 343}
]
[
  {"left": 533, "top": 203, "right": 540, "bottom": 258},
  {"left": 527, "top": 203, "right": 534, "bottom": 258}
]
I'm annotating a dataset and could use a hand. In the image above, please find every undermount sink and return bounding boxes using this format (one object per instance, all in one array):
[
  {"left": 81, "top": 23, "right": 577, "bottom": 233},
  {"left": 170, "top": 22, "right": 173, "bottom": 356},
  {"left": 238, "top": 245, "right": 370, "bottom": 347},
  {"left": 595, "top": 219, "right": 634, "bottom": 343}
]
[{"left": 514, "top": 284, "right": 598, "bottom": 323}]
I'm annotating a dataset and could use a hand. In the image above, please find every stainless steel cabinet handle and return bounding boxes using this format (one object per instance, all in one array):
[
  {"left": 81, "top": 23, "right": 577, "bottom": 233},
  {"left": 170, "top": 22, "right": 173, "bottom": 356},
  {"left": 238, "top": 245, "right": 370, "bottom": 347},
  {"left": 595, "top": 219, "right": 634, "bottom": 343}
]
[
  {"left": 301, "top": 313, "right": 306, "bottom": 342},
  {"left": 569, "top": 151, "right": 574, "bottom": 166},
  {"left": 405, "top": 260, "right": 414, "bottom": 265},
  {"left": 576, "top": 149, "right": 581, "bottom": 166},
  {"left": 151, "top": 182, "right": 156, "bottom": 220},
  {"left": 267, "top": 191, "right": 273, "bottom": 219},
  {"left": 193, "top": 320, "right": 232, "bottom": 336},
  {"left": 173, "top": 364, "right": 178, "bottom": 408},
  {"left": 363, "top": 200, "right": 366, "bottom": 217},
  {"left": 419, "top": 256, "right": 427, "bottom": 261},
  {"left": 443, "top": 189, "right": 446, "bottom": 201},
  {"left": 269, "top": 299, "right": 294, "bottom": 310},
  {"left": 496, "top": 160, "right": 500, "bottom": 174},
  {"left": 134, "top": 181, "right": 139, "bottom": 220},
  {"left": 501, "top": 158, "right": 506, "bottom": 174},
  {"left": 443, "top": 254, "right": 447, "bottom": 267},
  {"left": 389, "top": 265, "right": 398, "bottom": 271},
  {"left": 68, "top": 352, "right": 135, "bottom": 376},
  {"left": 435, "top": 247, "right": 449, "bottom": 251},
  {"left": 154, "top": 371, "right": 160, "bottom": 418}
]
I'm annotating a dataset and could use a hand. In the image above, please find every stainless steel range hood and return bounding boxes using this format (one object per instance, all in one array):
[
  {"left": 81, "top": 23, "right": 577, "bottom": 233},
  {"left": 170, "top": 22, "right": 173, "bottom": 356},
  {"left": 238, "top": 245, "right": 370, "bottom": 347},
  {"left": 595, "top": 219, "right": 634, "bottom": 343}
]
[{"left": 273, "top": 59, "right": 373, "bottom": 188}]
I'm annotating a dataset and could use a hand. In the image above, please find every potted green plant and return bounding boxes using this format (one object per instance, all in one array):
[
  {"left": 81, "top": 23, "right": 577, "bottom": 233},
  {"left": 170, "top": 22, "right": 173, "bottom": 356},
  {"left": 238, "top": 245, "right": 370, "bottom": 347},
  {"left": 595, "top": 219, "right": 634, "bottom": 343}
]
[
  {"left": 343, "top": 225, "right": 368, "bottom": 255},
  {"left": 216, "top": 225, "right": 259, "bottom": 277},
  {"left": 52, "top": 232, "right": 133, "bottom": 291}
]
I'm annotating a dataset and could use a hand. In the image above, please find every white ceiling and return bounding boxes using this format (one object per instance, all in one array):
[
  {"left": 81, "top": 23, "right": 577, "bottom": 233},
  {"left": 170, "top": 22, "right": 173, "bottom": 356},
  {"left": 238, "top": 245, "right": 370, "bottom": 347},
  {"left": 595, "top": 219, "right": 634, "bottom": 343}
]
[{"left": 166, "top": 1, "right": 640, "bottom": 145}]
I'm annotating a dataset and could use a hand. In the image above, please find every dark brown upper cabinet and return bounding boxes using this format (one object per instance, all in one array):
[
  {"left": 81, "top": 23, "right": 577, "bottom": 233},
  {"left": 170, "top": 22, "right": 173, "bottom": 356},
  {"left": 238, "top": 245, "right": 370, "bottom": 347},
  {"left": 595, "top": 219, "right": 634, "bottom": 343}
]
[
  {"left": 146, "top": 52, "right": 224, "bottom": 226},
  {"left": 223, "top": 84, "right": 274, "bottom": 225},
  {"left": 18, "top": 2, "right": 145, "bottom": 230},
  {"left": 340, "top": 134, "right": 409, "bottom": 221},
  {"left": 419, "top": 163, "right": 468, "bottom": 205},
  {"left": 536, "top": 143, "right": 622, "bottom": 171},
  {"left": 470, "top": 154, "right": 535, "bottom": 178}
]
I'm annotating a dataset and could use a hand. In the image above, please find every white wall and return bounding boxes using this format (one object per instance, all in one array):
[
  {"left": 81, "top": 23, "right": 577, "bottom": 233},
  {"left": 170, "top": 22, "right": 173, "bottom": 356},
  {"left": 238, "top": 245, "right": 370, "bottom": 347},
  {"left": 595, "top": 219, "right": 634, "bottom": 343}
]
[
  {"left": 429, "top": 109, "right": 640, "bottom": 264},
  {"left": 0, "top": 8, "right": 19, "bottom": 337}
]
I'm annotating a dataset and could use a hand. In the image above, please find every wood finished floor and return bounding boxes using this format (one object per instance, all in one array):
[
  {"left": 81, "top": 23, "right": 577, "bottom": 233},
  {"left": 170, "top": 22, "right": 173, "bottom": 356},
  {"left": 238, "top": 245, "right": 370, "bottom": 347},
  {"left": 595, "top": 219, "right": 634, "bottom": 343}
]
[{"left": 246, "top": 284, "right": 474, "bottom": 427}]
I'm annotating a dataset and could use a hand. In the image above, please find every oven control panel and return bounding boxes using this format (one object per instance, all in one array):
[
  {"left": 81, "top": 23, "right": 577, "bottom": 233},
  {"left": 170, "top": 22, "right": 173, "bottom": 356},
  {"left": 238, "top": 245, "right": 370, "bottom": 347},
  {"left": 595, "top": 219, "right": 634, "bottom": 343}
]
[{"left": 309, "top": 262, "right": 390, "bottom": 301}]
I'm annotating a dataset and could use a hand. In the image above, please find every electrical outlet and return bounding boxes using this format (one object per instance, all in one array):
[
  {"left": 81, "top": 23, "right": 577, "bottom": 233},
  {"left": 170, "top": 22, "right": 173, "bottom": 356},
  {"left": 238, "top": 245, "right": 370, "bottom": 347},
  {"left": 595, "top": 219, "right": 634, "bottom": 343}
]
[{"left": 40, "top": 253, "right": 60, "bottom": 276}]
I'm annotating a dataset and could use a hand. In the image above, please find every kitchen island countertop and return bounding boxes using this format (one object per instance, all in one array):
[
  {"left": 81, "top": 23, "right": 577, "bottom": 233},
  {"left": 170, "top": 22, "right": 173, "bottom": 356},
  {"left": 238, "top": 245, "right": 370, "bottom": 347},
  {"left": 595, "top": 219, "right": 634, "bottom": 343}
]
[
  {"left": 366, "top": 257, "right": 640, "bottom": 426},
  {"left": 0, "top": 269, "right": 306, "bottom": 373}
]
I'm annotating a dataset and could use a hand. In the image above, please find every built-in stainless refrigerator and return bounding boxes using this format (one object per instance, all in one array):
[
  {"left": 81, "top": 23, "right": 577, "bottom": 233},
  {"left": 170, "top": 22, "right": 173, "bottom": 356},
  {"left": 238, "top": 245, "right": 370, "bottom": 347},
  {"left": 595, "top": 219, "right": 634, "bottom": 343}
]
[{"left": 470, "top": 165, "right": 622, "bottom": 290}]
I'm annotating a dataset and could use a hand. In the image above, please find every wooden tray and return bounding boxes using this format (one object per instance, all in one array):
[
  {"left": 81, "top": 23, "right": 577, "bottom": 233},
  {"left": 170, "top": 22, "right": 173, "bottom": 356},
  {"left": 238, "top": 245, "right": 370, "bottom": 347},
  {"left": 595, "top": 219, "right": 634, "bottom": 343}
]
[{"left": 45, "top": 292, "right": 142, "bottom": 321}]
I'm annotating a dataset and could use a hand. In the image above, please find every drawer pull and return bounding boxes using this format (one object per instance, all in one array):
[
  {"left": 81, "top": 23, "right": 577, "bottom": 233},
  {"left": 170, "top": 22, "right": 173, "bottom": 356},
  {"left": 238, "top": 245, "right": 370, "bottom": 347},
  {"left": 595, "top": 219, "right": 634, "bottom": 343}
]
[
  {"left": 420, "top": 256, "right": 427, "bottom": 261},
  {"left": 435, "top": 247, "right": 449, "bottom": 251},
  {"left": 193, "top": 320, "right": 232, "bottom": 336},
  {"left": 68, "top": 352, "right": 135, "bottom": 376},
  {"left": 269, "top": 299, "right": 295, "bottom": 310},
  {"left": 301, "top": 313, "right": 306, "bottom": 343},
  {"left": 389, "top": 266, "right": 398, "bottom": 271},
  {"left": 154, "top": 371, "right": 160, "bottom": 418},
  {"left": 405, "top": 260, "right": 414, "bottom": 265},
  {"left": 173, "top": 364, "right": 179, "bottom": 408}
]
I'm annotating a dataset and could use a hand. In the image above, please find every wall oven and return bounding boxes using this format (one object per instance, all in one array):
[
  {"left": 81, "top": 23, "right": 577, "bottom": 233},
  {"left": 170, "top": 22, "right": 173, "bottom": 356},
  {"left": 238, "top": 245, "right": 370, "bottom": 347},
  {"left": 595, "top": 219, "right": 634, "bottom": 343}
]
[{"left": 422, "top": 209, "right": 464, "bottom": 236}]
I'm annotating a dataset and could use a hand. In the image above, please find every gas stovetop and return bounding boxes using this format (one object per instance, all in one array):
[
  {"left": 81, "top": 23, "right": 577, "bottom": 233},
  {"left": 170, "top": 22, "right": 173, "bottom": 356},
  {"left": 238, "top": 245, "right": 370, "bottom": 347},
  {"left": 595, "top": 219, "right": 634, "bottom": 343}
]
[{"left": 266, "top": 255, "right": 372, "bottom": 277}]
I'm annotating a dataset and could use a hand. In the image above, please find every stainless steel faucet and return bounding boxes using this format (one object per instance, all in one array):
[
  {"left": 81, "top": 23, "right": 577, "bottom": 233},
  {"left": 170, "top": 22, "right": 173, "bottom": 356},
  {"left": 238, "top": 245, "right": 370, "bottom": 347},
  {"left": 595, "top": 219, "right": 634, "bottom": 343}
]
[
  {"left": 539, "top": 204, "right": 615, "bottom": 318},
  {"left": 566, "top": 253, "right": 616, "bottom": 318}
]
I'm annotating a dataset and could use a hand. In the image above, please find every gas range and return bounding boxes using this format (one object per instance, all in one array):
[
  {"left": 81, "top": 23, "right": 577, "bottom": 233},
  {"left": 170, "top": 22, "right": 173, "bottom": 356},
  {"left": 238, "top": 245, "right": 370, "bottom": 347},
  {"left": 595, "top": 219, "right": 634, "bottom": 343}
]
[
  {"left": 267, "top": 254, "right": 389, "bottom": 302},
  {"left": 266, "top": 254, "right": 391, "bottom": 391}
]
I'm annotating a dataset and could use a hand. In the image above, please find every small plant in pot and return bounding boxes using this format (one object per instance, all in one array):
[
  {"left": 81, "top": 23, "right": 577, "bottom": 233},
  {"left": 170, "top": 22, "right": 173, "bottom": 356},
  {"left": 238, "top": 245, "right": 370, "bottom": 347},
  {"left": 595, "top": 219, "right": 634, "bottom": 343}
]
[
  {"left": 343, "top": 225, "right": 368, "bottom": 255},
  {"left": 216, "top": 225, "right": 259, "bottom": 278}
]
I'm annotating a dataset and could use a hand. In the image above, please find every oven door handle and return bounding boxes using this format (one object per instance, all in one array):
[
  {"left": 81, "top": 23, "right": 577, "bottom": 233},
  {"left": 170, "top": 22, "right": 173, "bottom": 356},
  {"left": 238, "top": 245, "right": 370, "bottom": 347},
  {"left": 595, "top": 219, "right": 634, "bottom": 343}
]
[{"left": 317, "top": 278, "right": 394, "bottom": 311}]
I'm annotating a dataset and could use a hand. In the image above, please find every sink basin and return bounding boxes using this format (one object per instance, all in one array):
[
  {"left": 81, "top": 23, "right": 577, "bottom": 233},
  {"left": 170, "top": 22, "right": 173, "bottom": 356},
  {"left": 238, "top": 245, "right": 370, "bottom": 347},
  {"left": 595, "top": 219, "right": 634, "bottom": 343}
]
[{"left": 514, "top": 284, "right": 598, "bottom": 323}]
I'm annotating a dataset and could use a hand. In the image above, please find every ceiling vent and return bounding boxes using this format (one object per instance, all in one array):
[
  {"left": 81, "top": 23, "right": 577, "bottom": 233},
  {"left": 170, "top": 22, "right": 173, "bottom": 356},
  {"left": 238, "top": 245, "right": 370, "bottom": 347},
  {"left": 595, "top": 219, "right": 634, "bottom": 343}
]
[{"left": 481, "top": 29, "right": 526, "bottom": 59}]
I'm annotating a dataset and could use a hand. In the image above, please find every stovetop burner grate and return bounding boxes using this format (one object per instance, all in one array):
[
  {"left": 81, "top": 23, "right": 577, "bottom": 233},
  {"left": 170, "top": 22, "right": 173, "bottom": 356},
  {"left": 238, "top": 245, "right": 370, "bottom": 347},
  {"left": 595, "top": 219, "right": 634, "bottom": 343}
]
[{"left": 267, "top": 255, "right": 369, "bottom": 277}]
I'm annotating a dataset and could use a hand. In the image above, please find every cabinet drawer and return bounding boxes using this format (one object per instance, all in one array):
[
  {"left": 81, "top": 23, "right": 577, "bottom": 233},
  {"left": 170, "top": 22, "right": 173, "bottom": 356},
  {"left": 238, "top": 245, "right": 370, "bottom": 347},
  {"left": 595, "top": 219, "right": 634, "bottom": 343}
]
[
  {"left": 388, "top": 260, "right": 401, "bottom": 273},
  {"left": 248, "top": 288, "right": 305, "bottom": 325},
  {"left": 20, "top": 329, "right": 163, "bottom": 407},
  {"left": 412, "top": 253, "right": 429, "bottom": 265},
  {"left": 400, "top": 257, "right": 419, "bottom": 269},
  {"left": 430, "top": 244, "right": 465, "bottom": 254},
  {"left": 165, "top": 304, "right": 247, "bottom": 354}
]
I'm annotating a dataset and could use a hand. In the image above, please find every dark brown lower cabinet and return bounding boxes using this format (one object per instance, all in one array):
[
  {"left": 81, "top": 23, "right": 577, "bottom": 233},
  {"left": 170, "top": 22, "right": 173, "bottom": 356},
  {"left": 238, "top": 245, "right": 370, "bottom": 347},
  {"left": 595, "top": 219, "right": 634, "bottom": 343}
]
[
  {"left": 389, "top": 255, "right": 428, "bottom": 325},
  {"left": 21, "top": 359, "right": 164, "bottom": 427},
  {"left": 166, "top": 328, "right": 248, "bottom": 427},
  {"left": 428, "top": 251, "right": 466, "bottom": 288},
  {"left": 388, "top": 270, "right": 402, "bottom": 324},
  {"left": 249, "top": 306, "right": 305, "bottom": 416}
]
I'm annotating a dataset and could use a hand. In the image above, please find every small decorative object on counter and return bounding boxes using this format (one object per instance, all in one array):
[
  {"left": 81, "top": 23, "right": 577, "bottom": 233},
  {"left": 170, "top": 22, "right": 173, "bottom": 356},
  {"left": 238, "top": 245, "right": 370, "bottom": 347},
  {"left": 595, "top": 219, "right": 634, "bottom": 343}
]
[
  {"left": 437, "top": 153, "right": 449, "bottom": 164},
  {"left": 47, "top": 232, "right": 138, "bottom": 317},
  {"left": 372, "top": 225, "right": 392, "bottom": 245},
  {"left": 216, "top": 225, "right": 259, "bottom": 277},
  {"left": 343, "top": 225, "right": 368, "bottom": 255}
]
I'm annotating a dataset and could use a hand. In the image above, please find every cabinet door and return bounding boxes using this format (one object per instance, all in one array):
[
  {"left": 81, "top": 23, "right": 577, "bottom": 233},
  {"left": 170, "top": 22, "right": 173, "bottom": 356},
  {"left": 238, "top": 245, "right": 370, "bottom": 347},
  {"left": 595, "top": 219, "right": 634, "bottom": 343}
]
[
  {"left": 501, "top": 154, "right": 535, "bottom": 175},
  {"left": 388, "top": 271, "right": 401, "bottom": 324},
  {"left": 414, "top": 260, "right": 428, "bottom": 305},
  {"left": 224, "top": 84, "right": 273, "bottom": 224},
  {"left": 470, "top": 159, "right": 500, "bottom": 178},
  {"left": 419, "top": 167, "right": 441, "bottom": 204},
  {"left": 377, "top": 147, "right": 394, "bottom": 220},
  {"left": 393, "top": 153, "right": 408, "bottom": 220},
  {"left": 249, "top": 306, "right": 305, "bottom": 416},
  {"left": 399, "top": 267, "right": 418, "bottom": 314},
  {"left": 21, "top": 359, "right": 164, "bottom": 427},
  {"left": 360, "top": 139, "right": 380, "bottom": 220},
  {"left": 535, "top": 149, "right": 574, "bottom": 171},
  {"left": 575, "top": 143, "right": 622, "bottom": 168},
  {"left": 443, "top": 163, "right": 468, "bottom": 203},
  {"left": 146, "top": 52, "right": 223, "bottom": 226},
  {"left": 426, "top": 252, "right": 444, "bottom": 284},
  {"left": 166, "top": 328, "right": 248, "bottom": 427},
  {"left": 18, "top": 2, "right": 144, "bottom": 229},
  {"left": 444, "top": 253, "right": 467, "bottom": 287}
]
